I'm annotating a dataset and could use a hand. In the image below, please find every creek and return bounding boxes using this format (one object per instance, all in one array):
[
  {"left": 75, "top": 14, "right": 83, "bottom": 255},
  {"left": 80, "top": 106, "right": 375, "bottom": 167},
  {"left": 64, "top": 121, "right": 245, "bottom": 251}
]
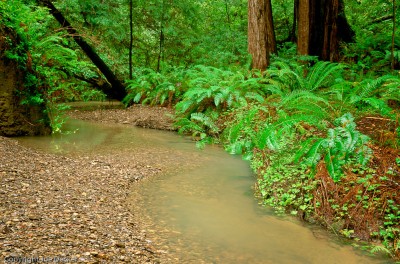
[{"left": 16, "top": 119, "right": 391, "bottom": 263}]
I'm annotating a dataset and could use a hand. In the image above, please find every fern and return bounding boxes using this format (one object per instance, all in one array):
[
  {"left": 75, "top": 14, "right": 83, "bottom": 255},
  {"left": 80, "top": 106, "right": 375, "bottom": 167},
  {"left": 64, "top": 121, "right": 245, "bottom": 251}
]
[
  {"left": 268, "top": 60, "right": 345, "bottom": 92},
  {"left": 295, "top": 113, "right": 372, "bottom": 181},
  {"left": 345, "top": 75, "right": 400, "bottom": 117},
  {"left": 222, "top": 104, "right": 277, "bottom": 159},
  {"left": 175, "top": 66, "right": 261, "bottom": 117},
  {"left": 307, "top": 61, "right": 345, "bottom": 91},
  {"left": 174, "top": 111, "right": 220, "bottom": 149}
]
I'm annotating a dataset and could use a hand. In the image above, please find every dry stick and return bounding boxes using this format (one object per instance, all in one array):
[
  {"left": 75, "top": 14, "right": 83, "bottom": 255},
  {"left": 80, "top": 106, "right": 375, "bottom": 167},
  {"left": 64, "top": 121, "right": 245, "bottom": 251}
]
[{"left": 364, "top": 116, "right": 393, "bottom": 121}]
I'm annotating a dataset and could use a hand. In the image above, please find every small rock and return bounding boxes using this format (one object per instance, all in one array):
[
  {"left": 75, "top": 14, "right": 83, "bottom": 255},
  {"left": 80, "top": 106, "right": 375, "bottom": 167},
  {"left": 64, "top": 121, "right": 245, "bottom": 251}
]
[
  {"left": 28, "top": 215, "right": 40, "bottom": 221},
  {"left": 115, "top": 242, "right": 125, "bottom": 248},
  {"left": 97, "top": 253, "right": 108, "bottom": 259}
]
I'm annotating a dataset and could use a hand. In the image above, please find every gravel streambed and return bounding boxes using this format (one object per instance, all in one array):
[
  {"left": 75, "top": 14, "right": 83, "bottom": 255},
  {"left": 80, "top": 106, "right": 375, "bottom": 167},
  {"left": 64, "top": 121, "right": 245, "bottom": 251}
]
[{"left": 0, "top": 105, "right": 180, "bottom": 263}]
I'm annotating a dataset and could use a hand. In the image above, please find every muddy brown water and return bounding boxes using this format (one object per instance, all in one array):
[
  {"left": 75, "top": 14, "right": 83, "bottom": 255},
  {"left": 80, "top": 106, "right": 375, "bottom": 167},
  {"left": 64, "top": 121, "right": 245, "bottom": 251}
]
[{"left": 16, "top": 120, "right": 392, "bottom": 263}]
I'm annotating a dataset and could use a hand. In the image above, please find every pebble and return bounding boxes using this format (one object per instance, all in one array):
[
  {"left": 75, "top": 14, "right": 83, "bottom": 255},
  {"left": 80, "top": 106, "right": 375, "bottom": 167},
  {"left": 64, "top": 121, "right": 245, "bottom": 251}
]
[
  {"left": 0, "top": 135, "right": 166, "bottom": 263},
  {"left": 0, "top": 107, "right": 190, "bottom": 263}
]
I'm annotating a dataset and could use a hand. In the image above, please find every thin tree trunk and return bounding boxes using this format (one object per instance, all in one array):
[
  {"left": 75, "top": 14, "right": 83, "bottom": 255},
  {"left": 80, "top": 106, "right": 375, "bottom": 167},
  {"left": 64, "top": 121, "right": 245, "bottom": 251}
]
[
  {"left": 129, "top": 0, "right": 133, "bottom": 79},
  {"left": 291, "top": 0, "right": 299, "bottom": 42},
  {"left": 156, "top": 29, "right": 164, "bottom": 72},
  {"left": 37, "top": 0, "right": 126, "bottom": 101},
  {"left": 225, "top": 0, "right": 231, "bottom": 26},
  {"left": 265, "top": 0, "right": 277, "bottom": 54},
  {"left": 391, "top": 0, "right": 396, "bottom": 70},
  {"left": 157, "top": 0, "right": 165, "bottom": 72}
]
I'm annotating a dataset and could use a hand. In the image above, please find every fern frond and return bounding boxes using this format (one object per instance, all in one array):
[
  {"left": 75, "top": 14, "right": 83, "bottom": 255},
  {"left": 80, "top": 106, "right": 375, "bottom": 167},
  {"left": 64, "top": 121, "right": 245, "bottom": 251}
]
[
  {"left": 175, "top": 117, "right": 204, "bottom": 135},
  {"left": 190, "top": 112, "right": 219, "bottom": 134},
  {"left": 245, "top": 92, "right": 265, "bottom": 103},
  {"left": 306, "top": 61, "right": 345, "bottom": 91}
]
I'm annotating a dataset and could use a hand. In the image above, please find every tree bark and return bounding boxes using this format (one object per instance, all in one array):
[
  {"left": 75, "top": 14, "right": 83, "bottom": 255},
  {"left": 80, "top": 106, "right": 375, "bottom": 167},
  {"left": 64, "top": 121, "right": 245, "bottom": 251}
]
[
  {"left": 291, "top": 0, "right": 299, "bottom": 42},
  {"left": 297, "top": 0, "right": 310, "bottom": 55},
  {"left": 248, "top": 0, "right": 276, "bottom": 70},
  {"left": 322, "top": 0, "right": 339, "bottom": 61},
  {"left": 129, "top": 0, "right": 133, "bottom": 79},
  {"left": 37, "top": 0, "right": 127, "bottom": 101},
  {"left": 297, "top": 0, "right": 354, "bottom": 61},
  {"left": 391, "top": 0, "right": 396, "bottom": 70},
  {"left": 265, "top": 0, "right": 277, "bottom": 55}
]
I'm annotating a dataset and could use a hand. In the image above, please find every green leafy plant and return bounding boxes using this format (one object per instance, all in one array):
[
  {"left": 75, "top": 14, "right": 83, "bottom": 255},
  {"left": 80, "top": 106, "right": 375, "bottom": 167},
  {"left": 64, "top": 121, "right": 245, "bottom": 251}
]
[
  {"left": 174, "top": 111, "right": 220, "bottom": 149},
  {"left": 296, "top": 113, "right": 372, "bottom": 181},
  {"left": 175, "top": 65, "right": 265, "bottom": 117},
  {"left": 267, "top": 60, "right": 346, "bottom": 93}
]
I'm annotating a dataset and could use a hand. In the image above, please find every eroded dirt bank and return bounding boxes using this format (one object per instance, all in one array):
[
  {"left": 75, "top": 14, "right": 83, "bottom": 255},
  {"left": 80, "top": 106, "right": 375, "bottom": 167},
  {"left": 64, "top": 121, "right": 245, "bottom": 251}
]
[
  {"left": 67, "top": 104, "right": 175, "bottom": 131},
  {"left": 0, "top": 105, "right": 177, "bottom": 263}
]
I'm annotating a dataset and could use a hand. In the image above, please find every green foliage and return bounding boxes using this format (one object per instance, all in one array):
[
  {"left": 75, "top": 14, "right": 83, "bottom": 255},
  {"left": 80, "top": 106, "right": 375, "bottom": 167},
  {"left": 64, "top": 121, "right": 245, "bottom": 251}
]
[
  {"left": 174, "top": 111, "right": 219, "bottom": 149},
  {"left": 328, "top": 73, "right": 400, "bottom": 118},
  {"left": 123, "top": 65, "right": 191, "bottom": 106},
  {"left": 344, "top": 0, "right": 400, "bottom": 73},
  {"left": 1, "top": 0, "right": 100, "bottom": 132},
  {"left": 175, "top": 65, "right": 265, "bottom": 117},
  {"left": 223, "top": 104, "right": 273, "bottom": 160},
  {"left": 295, "top": 113, "right": 372, "bottom": 182},
  {"left": 379, "top": 199, "right": 400, "bottom": 256},
  {"left": 2, "top": 0, "right": 400, "bottom": 258},
  {"left": 267, "top": 60, "right": 346, "bottom": 93},
  {"left": 255, "top": 149, "right": 316, "bottom": 216},
  {"left": 349, "top": 75, "right": 400, "bottom": 117}
]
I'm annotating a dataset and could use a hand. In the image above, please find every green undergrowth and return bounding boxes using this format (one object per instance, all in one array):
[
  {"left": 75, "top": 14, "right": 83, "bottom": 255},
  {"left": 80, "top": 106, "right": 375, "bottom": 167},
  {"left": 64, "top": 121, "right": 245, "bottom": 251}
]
[
  {"left": 1, "top": 0, "right": 105, "bottom": 133},
  {"left": 141, "top": 59, "right": 400, "bottom": 259}
]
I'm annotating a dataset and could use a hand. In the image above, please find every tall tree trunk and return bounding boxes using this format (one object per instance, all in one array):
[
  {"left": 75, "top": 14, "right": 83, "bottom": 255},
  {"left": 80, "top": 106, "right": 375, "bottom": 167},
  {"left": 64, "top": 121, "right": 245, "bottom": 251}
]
[
  {"left": 297, "top": 0, "right": 353, "bottom": 61},
  {"left": 157, "top": 0, "right": 165, "bottom": 72},
  {"left": 391, "top": 0, "right": 396, "bottom": 70},
  {"left": 322, "top": 0, "right": 339, "bottom": 61},
  {"left": 129, "top": 0, "right": 133, "bottom": 79},
  {"left": 37, "top": 0, "right": 126, "bottom": 101},
  {"left": 291, "top": 0, "right": 299, "bottom": 42},
  {"left": 265, "top": 0, "right": 277, "bottom": 55},
  {"left": 297, "top": 0, "right": 310, "bottom": 55},
  {"left": 248, "top": 0, "right": 276, "bottom": 70}
]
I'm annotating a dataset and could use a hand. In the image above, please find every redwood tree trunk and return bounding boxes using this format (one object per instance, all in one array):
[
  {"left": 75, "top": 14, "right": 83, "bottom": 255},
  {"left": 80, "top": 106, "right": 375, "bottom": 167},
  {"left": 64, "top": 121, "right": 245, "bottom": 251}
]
[
  {"left": 248, "top": 0, "right": 276, "bottom": 70},
  {"left": 297, "top": 0, "right": 310, "bottom": 55},
  {"left": 37, "top": 0, "right": 127, "bottom": 101},
  {"left": 297, "top": 0, "right": 353, "bottom": 61},
  {"left": 322, "top": 0, "right": 339, "bottom": 61},
  {"left": 265, "top": 0, "right": 277, "bottom": 55}
]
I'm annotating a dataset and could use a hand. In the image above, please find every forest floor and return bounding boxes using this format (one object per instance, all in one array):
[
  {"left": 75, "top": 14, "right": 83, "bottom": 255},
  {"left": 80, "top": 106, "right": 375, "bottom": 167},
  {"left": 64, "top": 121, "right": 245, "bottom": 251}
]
[{"left": 0, "top": 105, "right": 177, "bottom": 263}]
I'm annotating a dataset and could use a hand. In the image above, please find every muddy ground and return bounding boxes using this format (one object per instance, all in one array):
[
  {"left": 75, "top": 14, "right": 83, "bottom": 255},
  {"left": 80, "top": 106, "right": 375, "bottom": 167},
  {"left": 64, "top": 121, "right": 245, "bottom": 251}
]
[{"left": 0, "top": 105, "right": 179, "bottom": 263}]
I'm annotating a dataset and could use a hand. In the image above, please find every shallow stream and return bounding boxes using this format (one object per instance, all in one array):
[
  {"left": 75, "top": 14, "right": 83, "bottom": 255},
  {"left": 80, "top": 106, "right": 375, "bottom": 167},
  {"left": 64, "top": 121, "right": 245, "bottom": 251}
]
[{"left": 16, "top": 119, "right": 391, "bottom": 263}]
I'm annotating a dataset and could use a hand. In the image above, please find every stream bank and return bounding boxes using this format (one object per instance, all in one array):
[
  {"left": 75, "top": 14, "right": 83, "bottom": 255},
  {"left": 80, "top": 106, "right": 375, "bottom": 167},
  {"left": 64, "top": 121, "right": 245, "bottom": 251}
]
[
  {"left": 0, "top": 105, "right": 395, "bottom": 263},
  {"left": 0, "top": 105, "right": 177, "bottom": 263}
]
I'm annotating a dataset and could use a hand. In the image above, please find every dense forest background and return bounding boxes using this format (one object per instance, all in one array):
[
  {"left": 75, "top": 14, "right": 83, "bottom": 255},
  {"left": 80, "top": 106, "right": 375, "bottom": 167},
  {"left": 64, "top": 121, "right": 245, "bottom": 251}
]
[{"left": 1, "top": 0, "right": 399, "bottom": 259}]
